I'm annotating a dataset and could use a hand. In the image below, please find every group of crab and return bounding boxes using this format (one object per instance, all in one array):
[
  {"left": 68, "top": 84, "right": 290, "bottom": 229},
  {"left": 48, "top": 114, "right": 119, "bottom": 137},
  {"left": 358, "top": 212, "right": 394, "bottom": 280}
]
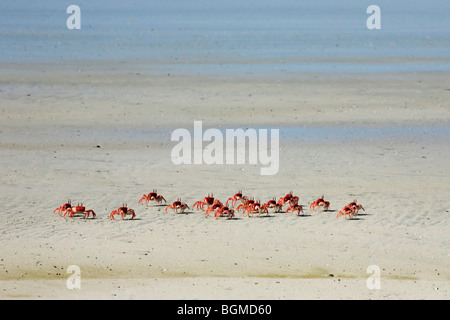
[
  {"left": 189, "top": 191, "right": 336, "bottom": 219},
  {"left": 138, "top": 189, "right": 190, "bottom": 214},
  {"left": 138, "top": 190, "right": 308, "bottom": 219},
  {"left": 53, "top": 189, "right": 365, "bottom": 221},
  {"left": 53, "top": 199, "right": 135, "bottom": 220},
  {"left": 194, "top": 193, "right": 236, "bottom": 219}
]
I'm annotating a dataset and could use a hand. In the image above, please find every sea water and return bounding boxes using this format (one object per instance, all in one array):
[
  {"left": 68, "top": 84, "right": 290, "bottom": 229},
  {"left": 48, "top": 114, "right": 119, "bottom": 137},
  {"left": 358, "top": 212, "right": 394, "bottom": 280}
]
[{"left": 0, "top": 0, "right": 449, "bottom": 74}]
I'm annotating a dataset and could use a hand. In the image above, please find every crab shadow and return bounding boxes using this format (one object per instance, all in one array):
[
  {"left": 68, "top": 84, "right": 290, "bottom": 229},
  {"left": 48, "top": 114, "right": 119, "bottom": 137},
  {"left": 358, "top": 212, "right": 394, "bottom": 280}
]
[
  {"left": 110, "top": 217, "right": 143, "bottom": 221},
  {"left": 354, "top": 213, "right": 369, "bottom": 217},
  {"left": 65, "top": 214, "right": 97, "bottom": 220},
  {"left": 294, "top": 213, "right": 312, "bottom": 217},
  {"left": 169, "top": 211, "right": 195, "bottom": 215},
  {"left": 141, "top": 204, "right": 167, "bottom": 208},
  {"left": 215, "top": 217, "right": 243, "bottom": 221},
  {"left": 250, "top": 214, "right": 276, "bottom": 219},
  {"left": 277, "top": 211, "right": 312, "bottom": 217}
]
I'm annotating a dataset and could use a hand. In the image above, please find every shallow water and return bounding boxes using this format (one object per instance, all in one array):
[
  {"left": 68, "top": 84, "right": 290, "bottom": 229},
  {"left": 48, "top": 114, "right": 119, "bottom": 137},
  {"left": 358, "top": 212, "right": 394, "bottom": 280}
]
[
  {"left": 279, "top": 125, "right": 450, "bottom": 142},
  {"left": 5, "top": 125, "right": 448, "bottom": 148},
  {"left": 1, "top": 0, "right": 449, "bottom": 74}
]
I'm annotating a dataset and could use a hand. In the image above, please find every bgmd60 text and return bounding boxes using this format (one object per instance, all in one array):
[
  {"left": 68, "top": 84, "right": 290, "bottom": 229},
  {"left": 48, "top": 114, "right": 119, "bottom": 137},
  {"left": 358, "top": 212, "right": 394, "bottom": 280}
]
[{"left": 222, "top": 304, "right": 272, "bottom": 315}]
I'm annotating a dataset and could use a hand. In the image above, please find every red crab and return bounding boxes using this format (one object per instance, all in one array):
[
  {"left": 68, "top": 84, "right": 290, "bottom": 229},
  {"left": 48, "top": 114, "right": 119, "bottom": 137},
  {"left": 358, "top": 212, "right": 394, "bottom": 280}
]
[
  {"left": 214, "top": 206, "right": 235, "bottom": 219},
  {"left": 205, "top": 200, "right": 224, "bottom": 217},
  {"left": 109, "top": 204, "right": 136, "bottom": 220},
  {"left": 165, "top": 198, "right": 190, "bottom": 214},
  {"left": 262, "top": 198, "right": 283, "bottom": 213},
  {"left": 53, "top": 199, "right": 72, "bottom": 216},
  {"left": 310, "top": 195, "right": 330, "bottom": 211},
  {"left": 336, "top": 205, "right": 355, "bottom": 220},
  {"left": 236, "top": 198, "right": 255, "bottom": 213},
  {"left": 347, "top": 199, "right": 365, "bottom": 216},
  {"left": 277, "top": 191, "right": 299, "bottom": 209},
  {"left": 226, "top": 190, "right": 247, "bottom": 207},
  {"left": 192, "top": 193, "right": 215, "bottom": 211},
  {"left": 63, "top": 203, "right": 96, "bottom": 219},
  {"left": 286, "top": 204, "right": 304, "bottom": 215},
  {"left": 139, "top": 189, "right": 166, "bottom": 206},
  {"left": 243, "top": 200, "right": 268, "bottom": 217}
]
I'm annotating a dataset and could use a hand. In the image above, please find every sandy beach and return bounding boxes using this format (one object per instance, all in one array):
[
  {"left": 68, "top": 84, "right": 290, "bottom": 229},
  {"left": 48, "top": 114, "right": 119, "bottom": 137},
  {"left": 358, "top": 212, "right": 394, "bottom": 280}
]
[{"left": 0, "top": 64, "right": 448, "bottom": 299}]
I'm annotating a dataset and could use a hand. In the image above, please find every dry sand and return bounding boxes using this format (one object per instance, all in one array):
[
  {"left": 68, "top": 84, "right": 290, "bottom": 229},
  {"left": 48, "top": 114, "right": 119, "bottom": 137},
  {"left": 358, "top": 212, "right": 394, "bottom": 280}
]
[{"left": 0, "top": 64, "right": 449, "bottom": 299}]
